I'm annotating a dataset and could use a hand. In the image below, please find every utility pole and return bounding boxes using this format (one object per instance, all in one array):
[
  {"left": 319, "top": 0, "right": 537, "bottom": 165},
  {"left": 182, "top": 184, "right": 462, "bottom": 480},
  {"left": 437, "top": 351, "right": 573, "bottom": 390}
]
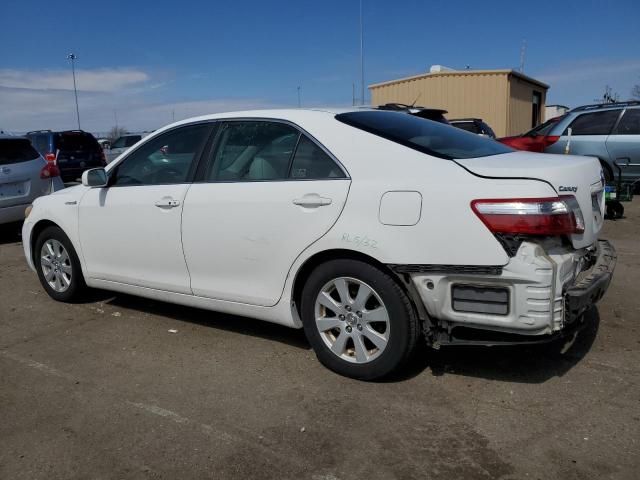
[
  {"left": 359, "top": 0, "right": 365, "bottom": 105},
  {"left": 67, "top": 53, "right": 81, "bottom": 129},
  {"left": 297, "top": 86, "right": 301, "bottom": 108}
]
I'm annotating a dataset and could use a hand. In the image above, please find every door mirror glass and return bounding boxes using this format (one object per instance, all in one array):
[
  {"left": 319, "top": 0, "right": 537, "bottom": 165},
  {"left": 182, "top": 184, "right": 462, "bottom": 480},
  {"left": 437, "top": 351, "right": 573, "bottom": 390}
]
[{"left": 82, "top": 168, "right": 108, "bottom": 187}]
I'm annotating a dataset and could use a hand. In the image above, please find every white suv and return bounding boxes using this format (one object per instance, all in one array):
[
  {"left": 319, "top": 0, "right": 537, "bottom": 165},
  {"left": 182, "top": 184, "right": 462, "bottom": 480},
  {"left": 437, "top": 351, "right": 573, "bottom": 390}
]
[{"left": 22, "top": 109, "right": 616, "bottom": 379}]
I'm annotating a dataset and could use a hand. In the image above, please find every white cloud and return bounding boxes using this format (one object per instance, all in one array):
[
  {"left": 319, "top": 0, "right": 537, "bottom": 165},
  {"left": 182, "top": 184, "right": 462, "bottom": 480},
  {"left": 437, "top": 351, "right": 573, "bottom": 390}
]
[
  {"left": 0, "top": 68, "right": 149, "bottom": 92},
  {"left": 0, "top": 67, "right": 280, "bottom": 133},
  {"left": 534, "top": 58, "right": 640, "bottom": 106}
]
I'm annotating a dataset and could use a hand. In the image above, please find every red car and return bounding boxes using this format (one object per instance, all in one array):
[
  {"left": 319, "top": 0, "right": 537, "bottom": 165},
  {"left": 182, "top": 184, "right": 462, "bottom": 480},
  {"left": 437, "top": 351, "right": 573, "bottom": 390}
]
[{"left": 498, "top": 116, "right": 565, "bottom": 152}]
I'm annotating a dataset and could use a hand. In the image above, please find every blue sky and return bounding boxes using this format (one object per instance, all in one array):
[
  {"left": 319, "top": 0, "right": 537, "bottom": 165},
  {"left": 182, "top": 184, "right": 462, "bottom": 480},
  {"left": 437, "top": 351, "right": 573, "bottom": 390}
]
[{"left": 1, "top": 0, "right": 639, "bottom": 132}]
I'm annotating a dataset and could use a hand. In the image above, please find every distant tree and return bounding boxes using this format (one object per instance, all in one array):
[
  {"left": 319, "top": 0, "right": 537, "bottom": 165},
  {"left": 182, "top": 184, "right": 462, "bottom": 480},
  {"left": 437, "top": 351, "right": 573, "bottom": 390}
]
[
  {"left": 632, "top": 84, "right": 640, "bottom": 100},
  {"left": 108, "top": 126, "right": 127, "bottom": 142}
]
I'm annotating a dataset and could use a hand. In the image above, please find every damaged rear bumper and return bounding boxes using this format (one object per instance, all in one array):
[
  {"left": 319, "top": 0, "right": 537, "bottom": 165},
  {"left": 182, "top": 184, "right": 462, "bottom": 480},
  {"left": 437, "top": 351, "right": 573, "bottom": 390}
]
[
  {"left": 391, "top": 239, "right": 616, "bottom": 346},
  {"left": 564, "top": 240, "right": 616, "bottom": 323}
]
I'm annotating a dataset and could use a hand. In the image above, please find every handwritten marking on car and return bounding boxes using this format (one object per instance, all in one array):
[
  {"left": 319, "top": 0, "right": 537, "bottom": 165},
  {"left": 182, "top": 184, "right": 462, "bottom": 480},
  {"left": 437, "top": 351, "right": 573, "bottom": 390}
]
[{"left": 342, "top": 233, "right": 378, "bottom": 249}]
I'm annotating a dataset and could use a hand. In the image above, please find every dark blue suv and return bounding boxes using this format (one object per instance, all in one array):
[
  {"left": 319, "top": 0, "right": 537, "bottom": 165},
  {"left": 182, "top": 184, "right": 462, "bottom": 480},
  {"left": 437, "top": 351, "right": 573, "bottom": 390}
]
[{"left": 26, "top": 130, "right": 106, "bottom": 183}]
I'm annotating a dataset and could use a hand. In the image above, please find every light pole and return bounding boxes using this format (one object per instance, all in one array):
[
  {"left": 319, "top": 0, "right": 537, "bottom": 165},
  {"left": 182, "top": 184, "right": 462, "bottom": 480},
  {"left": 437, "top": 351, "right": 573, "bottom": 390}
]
[
  {"left": 297, "top": 86, "right": 301, "bottom": 108},
  {"left": 359, "top": 0, "right": 364, "bottom": 105},
  {"left": 67, "top": 53, "right": 81, "bottom": 130}
]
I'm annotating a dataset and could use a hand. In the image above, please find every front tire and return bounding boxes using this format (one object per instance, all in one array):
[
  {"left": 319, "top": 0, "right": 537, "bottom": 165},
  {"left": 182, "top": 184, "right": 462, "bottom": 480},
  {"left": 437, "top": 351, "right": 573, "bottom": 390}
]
[
  {"left": 34, "top": 226, "right": 86, "bottom": 302},
  {"left": 301, "top": 259, "right": 419, "bottom": 380}
]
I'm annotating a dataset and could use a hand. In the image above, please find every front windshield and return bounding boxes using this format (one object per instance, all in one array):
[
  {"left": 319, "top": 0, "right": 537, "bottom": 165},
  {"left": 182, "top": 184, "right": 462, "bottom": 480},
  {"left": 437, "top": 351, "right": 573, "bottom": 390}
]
[{"left": 336, "top": 111, "right": 513, "bottom": 160}]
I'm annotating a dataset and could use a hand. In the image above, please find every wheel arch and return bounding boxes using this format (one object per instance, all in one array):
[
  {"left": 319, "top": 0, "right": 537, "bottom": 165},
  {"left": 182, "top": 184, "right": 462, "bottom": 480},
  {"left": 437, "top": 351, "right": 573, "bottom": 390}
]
[
  {"left": 291, "top": 248, "right": 415, "bottom": 320},
  {"left": 599, "top": 158, "right": 614, "bottom": 182},
  {"left": 30, "top": 219, "right": 62, "bottom": 261}
]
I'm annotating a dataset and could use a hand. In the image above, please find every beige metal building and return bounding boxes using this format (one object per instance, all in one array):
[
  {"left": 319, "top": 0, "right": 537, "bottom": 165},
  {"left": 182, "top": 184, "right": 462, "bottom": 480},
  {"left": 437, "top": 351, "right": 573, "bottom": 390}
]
[{"left": 369, "top": 68, "right": 549, "bottom": 137}]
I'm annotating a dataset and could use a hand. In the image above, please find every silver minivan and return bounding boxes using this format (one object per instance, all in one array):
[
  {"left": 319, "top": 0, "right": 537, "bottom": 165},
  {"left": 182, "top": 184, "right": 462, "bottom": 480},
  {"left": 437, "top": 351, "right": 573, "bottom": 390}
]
[{"left": 0, "top": 136, "right": 64, "bottom": 225}]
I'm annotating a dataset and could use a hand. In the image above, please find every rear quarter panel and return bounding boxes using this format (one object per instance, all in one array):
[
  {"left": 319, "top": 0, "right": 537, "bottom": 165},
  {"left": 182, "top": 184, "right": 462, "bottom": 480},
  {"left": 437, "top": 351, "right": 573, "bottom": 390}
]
[{"left": 284, "top": 119, "right": 558, "bottom": 268}]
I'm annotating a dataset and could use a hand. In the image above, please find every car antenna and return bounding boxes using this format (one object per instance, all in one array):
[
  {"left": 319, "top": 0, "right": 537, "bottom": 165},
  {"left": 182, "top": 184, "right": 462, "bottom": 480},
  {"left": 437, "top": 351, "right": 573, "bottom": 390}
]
[{"left": 410, "top": 93, "right": 422, "bottom": 108}]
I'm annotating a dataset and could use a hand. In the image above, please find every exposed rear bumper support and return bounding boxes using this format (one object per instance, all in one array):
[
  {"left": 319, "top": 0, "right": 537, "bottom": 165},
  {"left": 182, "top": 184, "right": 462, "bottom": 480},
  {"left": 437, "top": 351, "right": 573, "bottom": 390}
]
[{"left": 391, "top": 239, "right": 616, "bottom": 347}]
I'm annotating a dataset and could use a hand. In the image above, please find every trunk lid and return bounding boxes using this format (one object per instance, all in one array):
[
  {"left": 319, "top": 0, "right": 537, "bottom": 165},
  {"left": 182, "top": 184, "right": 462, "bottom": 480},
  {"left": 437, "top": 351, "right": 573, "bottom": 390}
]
[{"left": 456, "top": 151, "right": 604, "bottom": 249}]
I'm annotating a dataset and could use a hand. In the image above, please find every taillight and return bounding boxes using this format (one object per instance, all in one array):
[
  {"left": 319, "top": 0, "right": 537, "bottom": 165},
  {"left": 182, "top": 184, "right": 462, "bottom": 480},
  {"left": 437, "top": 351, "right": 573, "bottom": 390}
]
[
  {"left": 471, "top": 196, "right": 585, "bottom": 235},
  {"left": 45, "top": 152, "right": 56, "bottom": 162},
  {"left": 40, "top": 163, "right": 61, "bottom": 179},
  {"left": 543, "top": 135, "right": 560, "bottom": 148}
]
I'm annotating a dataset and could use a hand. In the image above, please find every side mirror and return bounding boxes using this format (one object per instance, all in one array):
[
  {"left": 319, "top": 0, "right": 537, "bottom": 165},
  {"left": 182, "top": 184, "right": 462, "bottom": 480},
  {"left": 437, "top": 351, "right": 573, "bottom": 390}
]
[{"left": 82, "top": 168, "right": 108, "bottom": 187}]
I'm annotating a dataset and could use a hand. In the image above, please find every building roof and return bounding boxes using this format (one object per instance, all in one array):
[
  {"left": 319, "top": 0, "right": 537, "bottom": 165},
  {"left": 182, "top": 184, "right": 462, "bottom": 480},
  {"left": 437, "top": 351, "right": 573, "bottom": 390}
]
[{"left": 369, "top": 69, "right": 549, "bottom": 90}]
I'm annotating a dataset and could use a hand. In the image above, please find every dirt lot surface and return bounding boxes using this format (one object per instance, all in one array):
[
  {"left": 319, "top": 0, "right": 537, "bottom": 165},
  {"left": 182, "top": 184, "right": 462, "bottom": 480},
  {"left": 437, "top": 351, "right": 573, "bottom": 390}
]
[{"left": 1, "top": 201, "right": 639, "bottom": 480}]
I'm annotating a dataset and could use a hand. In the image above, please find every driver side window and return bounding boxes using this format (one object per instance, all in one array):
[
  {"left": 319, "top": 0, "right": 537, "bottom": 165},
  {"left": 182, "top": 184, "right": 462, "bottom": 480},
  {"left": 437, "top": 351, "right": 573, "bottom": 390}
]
[{"left": 112, "top": 124, "right": 210, "bottom": 186}]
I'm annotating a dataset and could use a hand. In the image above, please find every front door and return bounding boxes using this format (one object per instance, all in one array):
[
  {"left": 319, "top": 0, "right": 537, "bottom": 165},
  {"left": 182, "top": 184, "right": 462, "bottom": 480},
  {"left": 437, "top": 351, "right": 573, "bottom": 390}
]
[
  {"left": 181, "top": 120, "right": 350, "bottom": 306},
  {"left": 78, "top": 123, "right": 212, "bottom": 293}
]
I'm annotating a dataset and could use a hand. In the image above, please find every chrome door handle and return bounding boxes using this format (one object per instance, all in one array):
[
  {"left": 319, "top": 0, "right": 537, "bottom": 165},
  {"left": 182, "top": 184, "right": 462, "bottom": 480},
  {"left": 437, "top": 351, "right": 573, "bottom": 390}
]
[
  {"left": 293, "top": 194, "right": 332, "bottom": 208},
  {"left": 155, "top": 197, "right": 181, "bottom": 208}
]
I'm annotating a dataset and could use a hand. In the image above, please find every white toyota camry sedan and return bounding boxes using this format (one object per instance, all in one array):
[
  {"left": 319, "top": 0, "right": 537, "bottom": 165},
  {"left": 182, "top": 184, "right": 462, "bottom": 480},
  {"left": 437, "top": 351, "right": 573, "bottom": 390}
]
[{"left": 22, "top": 109, "right": 616, "bottom": 379}]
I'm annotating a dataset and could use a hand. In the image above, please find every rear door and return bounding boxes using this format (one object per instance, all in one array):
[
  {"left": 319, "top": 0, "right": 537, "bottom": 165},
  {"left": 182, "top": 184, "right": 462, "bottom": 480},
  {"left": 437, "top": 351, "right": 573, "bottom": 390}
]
[
  {"left": 547, "top": 110, "right": 620, "bottom": 160},
  {"left": 0, "top": 138, "right": 48, "bottom": 208},
  {"left": 181, "top": 120, "right": 351, "bottom": 306},
  {"left": 606, "top": 108, "right": 640, "bottom": 182}
]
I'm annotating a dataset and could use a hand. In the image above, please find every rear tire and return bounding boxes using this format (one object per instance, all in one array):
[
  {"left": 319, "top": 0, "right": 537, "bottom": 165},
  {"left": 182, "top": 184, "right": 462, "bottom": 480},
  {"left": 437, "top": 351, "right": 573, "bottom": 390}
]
[
  {"left": 34, "top": 226, "right": 86, "bottom": 302},
  {"left": 300, "top": 259, "right": 419, "bottom": 380}
]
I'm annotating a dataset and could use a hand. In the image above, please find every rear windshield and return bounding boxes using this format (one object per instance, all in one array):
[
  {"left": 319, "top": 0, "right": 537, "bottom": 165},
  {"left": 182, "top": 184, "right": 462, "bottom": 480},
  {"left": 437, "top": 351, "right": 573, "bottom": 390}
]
[
  {"left": 55, "top": 132, "right": 100, "bottom": 152},
  {"left": 524, "top": 115, "right": 565, "bottom": 137},
  {"left": 335, "top": 111, "right": 512, "bottom": 160},
  {"left": 0, "top": 138, "right": 40, "bottom": 165}
]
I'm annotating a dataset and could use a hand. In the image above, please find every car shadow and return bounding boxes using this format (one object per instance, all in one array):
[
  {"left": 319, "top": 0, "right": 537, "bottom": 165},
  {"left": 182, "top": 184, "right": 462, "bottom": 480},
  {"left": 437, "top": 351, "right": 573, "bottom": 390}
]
[
  {"left": 414, "top": 307, "right": 601, "bottom": 384},
  {"left": 0, "top": 221, "right": 22, "bottom": 245},
  {"left": 101, "top": 292, "right": 599, "bottom": 382},
  {"left": 104, "top": 293, "right": 310, "bottom": 350}
]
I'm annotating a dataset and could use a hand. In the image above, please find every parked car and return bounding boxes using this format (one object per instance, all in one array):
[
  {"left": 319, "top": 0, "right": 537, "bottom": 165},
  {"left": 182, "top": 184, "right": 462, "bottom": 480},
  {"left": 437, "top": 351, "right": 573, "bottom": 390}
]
[
  {"left": 377, "top": 103, "right": 450, "bottom": 124},
  {"left": 497, "top": 116, "right": 564, "bottom": 153},
  {"left": 0, "top": 135, "right": 64, "bottom": 225},
  {"left": 450, "top": 118, "right": 496, "bottom": 138},
  {"left": 499, "top": 101, "right": 640, "bottom": 182},
  {"left": 22, "top": 109, "right": 615, "bottom": 380},
  {"left": 97, "top": 138, "right": 111, "bottom": 150},
  {"left": 26, "top": 130, "right": 106, "bottom": 183},
  {"left": 105, "top": 133, "right": 149, "bottom": 163}
]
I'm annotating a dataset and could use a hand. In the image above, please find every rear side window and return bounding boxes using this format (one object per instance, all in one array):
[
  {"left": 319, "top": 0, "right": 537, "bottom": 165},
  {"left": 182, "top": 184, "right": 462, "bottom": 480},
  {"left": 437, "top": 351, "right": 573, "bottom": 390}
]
[
  {"left": 29, "top": 134, "right": 50, "bottom": 154},
  {"left": 289, "top": 136, "right": 345, "bottom": 179},
  {"left": 55, "top": 132, "right": 101, "bottom": 152},
  {"left": 0, "top": 138, "right": 40, "bottom": 165},
  {"left": 336, "top": 111, "right": 513, "bottom": 160},
  {"left": 453, "top": 122, "right": 479, "bottom": 134},
  {"left": 564, "top": 110, "right": 620, "bottom": 136},
  {"left": 615, "top": 109, "right": 640, "bottom": 135}
]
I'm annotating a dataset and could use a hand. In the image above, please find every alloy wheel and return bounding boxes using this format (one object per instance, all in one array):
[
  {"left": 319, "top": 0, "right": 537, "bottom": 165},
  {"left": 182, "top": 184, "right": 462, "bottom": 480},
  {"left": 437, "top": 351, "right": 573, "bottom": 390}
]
[
  {"left": 314, "top": 277, "right": 390, "bottom": 364},
  {"left": 40, "top": 239, "right": 72, "bottom": 293}
]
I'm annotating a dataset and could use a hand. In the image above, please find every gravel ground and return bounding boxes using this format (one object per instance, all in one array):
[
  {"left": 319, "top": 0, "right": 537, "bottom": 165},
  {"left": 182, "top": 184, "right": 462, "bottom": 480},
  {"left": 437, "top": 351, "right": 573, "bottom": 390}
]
[{"left": 1, "top": 201, "right": 639, "bottom": 480}]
